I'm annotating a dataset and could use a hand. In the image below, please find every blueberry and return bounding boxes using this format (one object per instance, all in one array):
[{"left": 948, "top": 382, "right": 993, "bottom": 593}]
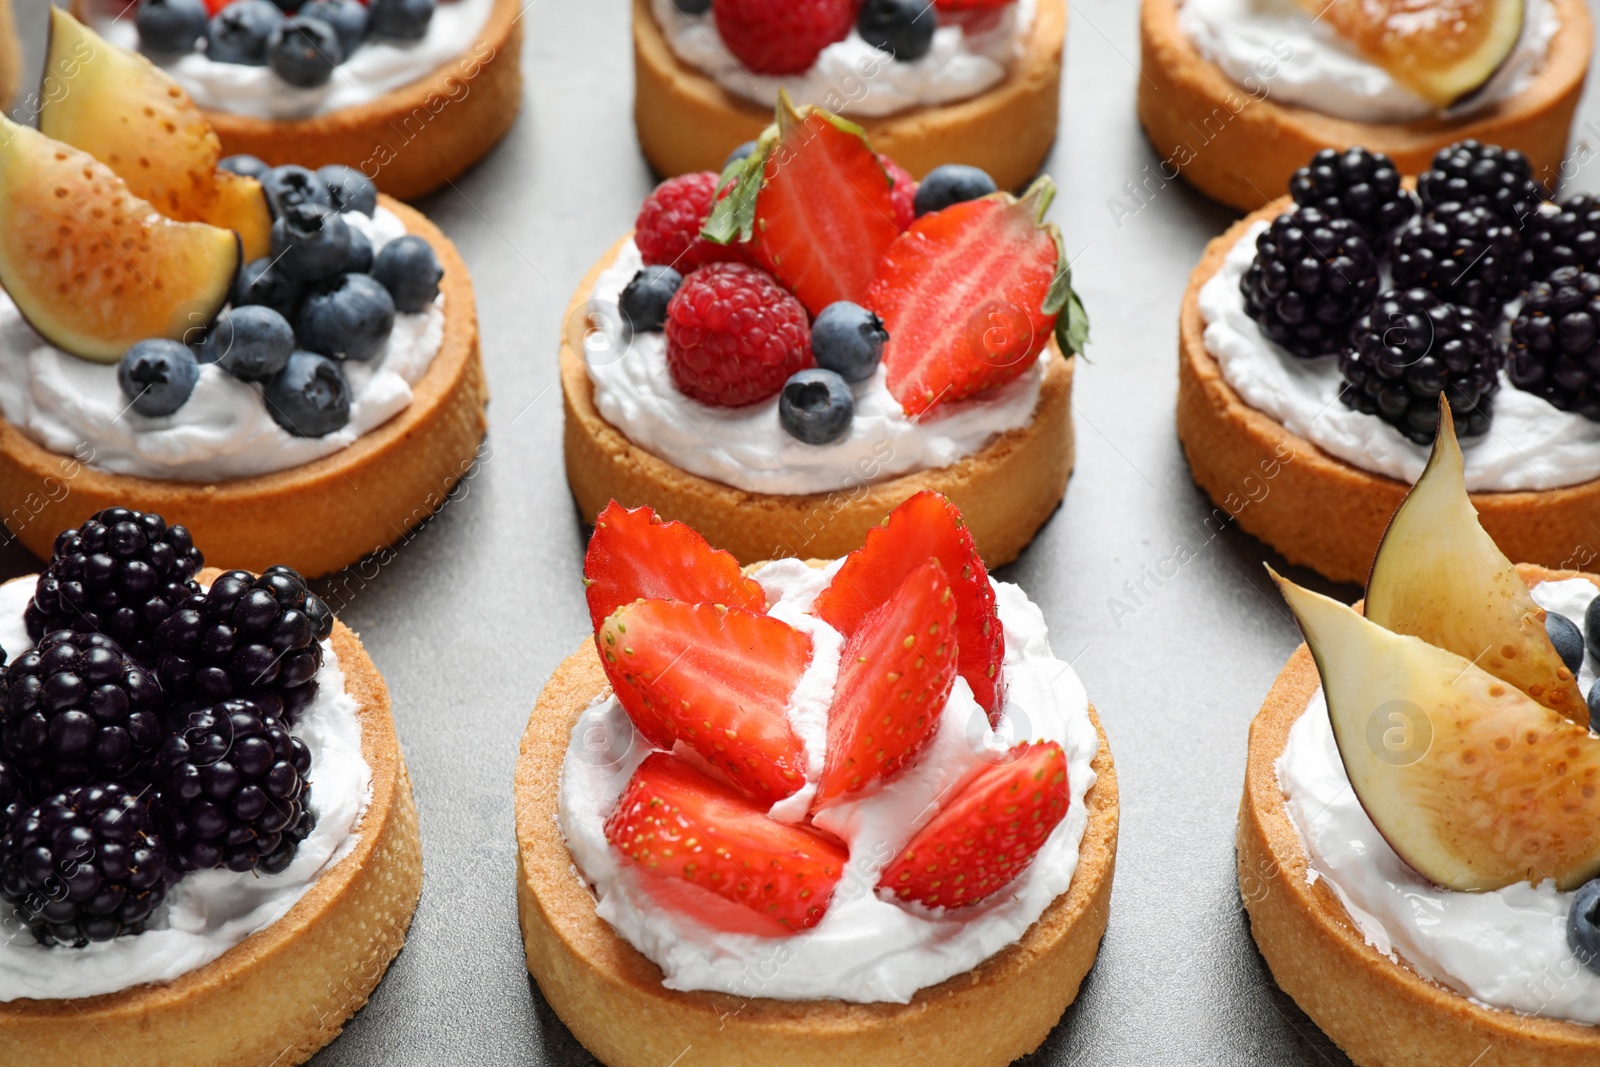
[
  {"left": 264, "top": 352, "right": 351, "bottom": 437},
  {"left": 857, "top": 0, "right": 936, "bottom": 62},
  {"left": 619, "top": 266, "right": 682, "bottom": 334},
  {"left": 1590, "top": 679, "right": 1600, "bottom": 725},
  {"left": 341, "top": 226, "right": 374, "bottom": 274},
  {"left": 779, "top": 369, "right": 854, "bottom": 444},
  {"left": 1547, "top": 611, "right": 1585, "bottom": 676},
  {"left": 233, "top": 257, "right": 304, "bottom": 319},
  {"left": 1570, "top": 879, "right": 1600, "bottom": 974},
  {"left": 219, "top": 154, "right": 272, "bottom": 180},
  {"left": 301, "top": 0, "right": 368, "bottom": 54},
  {"left": 271, "top": 202, "right": 353, "bottom": 281},
  {"left": 296, "top": 273, "right": 396, "bottom": 361},
  {"left": 136, "top": 0, "right": 208, "bottom": 54},
  {"left": 368, "top": 0, "right": 435, "bottom": 39},
  {"left": 198, "top": 306, "right": 295, "bottom": 381},
  {"left": 205, "top": 0, "right": 284, "bottom": 65},
  {"left": 260, "top": 164, "right": 333, "bottom": 217},
  {"left": 269, "top": 0, "right": 304, "bottom": 11},
  {"left": 118, "top": 340, "right": 200, "bottom": 417},
  {"left": 913, "top": 164, "right": 998, "bottom": 217},
  {"left": 370, "top": 235, "right": 443, "bottom": 313},
  {"left": 267, "top": 16, "right": 342, "bottom": 87},
  {"left": 317, "top": 164, "right": 377, "bottom": 217},
  {"left": 811, "top": 301, "right": 887, "bottom": 382},
  {"left": 1587, "top": 595, "right": 1600, "bottom": 662},
  {"left": 672, "top": 0, "right": 711, "bottom": 12},
  {"left": 724, "top": 140, "right": 757, "bottom": 170}
]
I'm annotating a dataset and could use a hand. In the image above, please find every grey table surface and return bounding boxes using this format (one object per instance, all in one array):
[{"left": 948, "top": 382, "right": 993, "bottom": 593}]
[{"left": 7, "top": 0, "right": 1600, "bottom": 1063}]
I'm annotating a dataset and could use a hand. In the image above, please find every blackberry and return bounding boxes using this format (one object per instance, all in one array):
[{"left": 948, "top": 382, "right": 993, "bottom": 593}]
[
  {"left": 155, "top": 566, "right": 332, "bottom": 723},
  {"left": 1288, "top": 146, "right": 1416, "bottom": 236},
  {"left": 1417, "top": 140, "right": 1546, "bottom": 225},
  {"left": 1521, "top": 194, "right": 1600, "bottom": 279},
  {"left": 26, "top": 508, "right": 204, "bottom": 664},
  {"left": 1339, "top": 289, "right": 1504, "bottom": 445},
  {"left": 157, "top": 698, "right": 313, "bottom": 874},
  {"left": 1390, "top": 202, "right": 1524, "bottom": 311},
  {"left": 0, "top": 631, "right": 164, "bottom": 792},
  {"left": 1241, "top": 206, "right": 1380, "bottom": 359},
  {"left": 0, "top": 756, "right": 21, "bottom": 831},
  {"left": 1508, "top": 267, "right": 1600, "bottom": 421},
  {"left": 0, "top": 783, "right": 169, "bottom": 946}
]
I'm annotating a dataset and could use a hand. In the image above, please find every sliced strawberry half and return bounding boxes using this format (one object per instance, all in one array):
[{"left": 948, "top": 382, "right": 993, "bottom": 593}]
[
  {"left": 877, "top": 740, "right": 1069, "bottom": 909},
  {"left": 812, "top": 492, "right": 1005, "bottom": 720},
  {"left": 813, "top": 559, "right": 958, "bottom": 810},
  {"left": 597, "top": 599, "right": 812, "bottom": 802},
  {"left": 866, "top": 175, "right": 1089, "bottom": 416},
  {"left": 606, "top": 753, "right": 849, "bottom": 932},
  {"left": 583, "top": 501, "right": 766, "bottom": 632}
]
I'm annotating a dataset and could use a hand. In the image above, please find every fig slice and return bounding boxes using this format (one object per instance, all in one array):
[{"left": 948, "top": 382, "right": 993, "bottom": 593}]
[
  {"left": 38, "top": 9, "right": 271, "bottom": 260},
  {"left": 0, "top": 116, "right": 239, "bottom": 363},
  {"left": 1274, "top": 570, "right": 1600, "bottom": 893},
  {"left": 1366, "top": 401, "right": 1585, "bottom": 725}
]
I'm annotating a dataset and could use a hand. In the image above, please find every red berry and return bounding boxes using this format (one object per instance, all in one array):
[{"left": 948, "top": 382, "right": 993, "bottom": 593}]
[
  {"left": 880, "top": 154, "right": 918, "bottom": 232},
  {"left": 635, "top": 172, "right": 741, "bottom": 272},
  {"left": 712, "top": 0, "right": 857, "bottom": 75},
  {"left": 665, "top": 263, "right": 812, "bottom": 408}
]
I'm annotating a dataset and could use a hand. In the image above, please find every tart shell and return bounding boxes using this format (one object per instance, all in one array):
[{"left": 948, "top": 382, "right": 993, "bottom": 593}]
[
  {"left": 514, "top": 639, "right": 1118, "bottom": 1067},
  {"left": 1137, "top": 0, "right": 1593, "bottom": 213},
  {"left": 71, "top": 0, "right": 523, "bottom": 201},
  {"left": 0, "top": 195, "right": 489, "bottom": 579},
  {"left": 631, "top": 0, "right": 1064, "bottom": 191},
  {"left": 0, "top": 588, "right": 424, "bottom": 1067},
  {"left": 1177, "top": 195, "right": 1600, "bottom": 586},
  {"left": 561, "top": 237, "right": 1075, "bottom": 568},
  {"left": 1238, "top": 563, "right": 1600, "bottom": 1066}
]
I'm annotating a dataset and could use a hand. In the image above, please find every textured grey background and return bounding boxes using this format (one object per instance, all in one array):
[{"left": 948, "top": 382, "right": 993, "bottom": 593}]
[{"left": 6, "top": 0, "right": 1600, "bottom": 1062}]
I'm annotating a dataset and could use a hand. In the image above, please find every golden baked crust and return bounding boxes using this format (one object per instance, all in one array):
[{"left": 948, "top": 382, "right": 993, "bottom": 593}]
[
  {"left": 0, "top": 588, "right": 424, "bottom": 1067},
  {"left": 0, "top": 0, "right": 18, "bottom": 113},
  {"left": 0, "top": 195, "right": 490, "bottom": 579},
  {"left": 561, "top": 237, "right": 1075, "bottom": 567},
  {"left": 632, "top": 0, "right": 1064, "bottom": 191},
  {"left": 515, "top": 639, "right": 1118, "bottom": 1067},
  {"left": 1137, "top": 0, "right": 1593, "bottom": 212},
  {"left": 1238, "top": 563, "right": 1600, "bottom": 1066},
  {"left": 1176, "top": 195, "right": 1600, "bottom": 585},
  {"left": 70, "top": 0, "right": 522, "bottom": 201}
]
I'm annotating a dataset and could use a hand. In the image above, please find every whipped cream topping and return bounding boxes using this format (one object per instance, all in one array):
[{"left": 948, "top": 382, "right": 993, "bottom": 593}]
[
  {"left": 0, "top": 575, "right": 373, "bottom": 1002},
  {"left": 650, "top": 0, "right": 1035, "bottom": 119},
  {"left": 0, "top": 206, "right": 446, "bottom": 484},
  {"left": 1177, "top": 0, "right": 1559, "bottom": 124},
  {"left": 585, "top": 240, "right": 1045, "bottom": 496},
  {"left": 1198, "top": 220, "right": 1600, "bottom": 492},
  {"left": 88, "top": 0, "right": 496, "bottom": 121},
  {"left": 558, "top": 558, "right": 1099, "bottom": 1004}
]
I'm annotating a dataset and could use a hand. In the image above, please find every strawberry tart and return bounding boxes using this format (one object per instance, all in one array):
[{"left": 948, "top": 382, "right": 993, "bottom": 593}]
[
  {"left": 0, "top": 14, "right": 487, "bottom": 578},
  {"left": 634, "top": 0, "right": 1065, "bottom": 190},
  {"left": 515, "top": 492, "right": 1117, "bottom": 1067},
  {"left": 563, "top": 97, "right": 1088, "bottom": 567},
  {"left": 0, "top": 507, "right": 421, "bottom": 1067}
]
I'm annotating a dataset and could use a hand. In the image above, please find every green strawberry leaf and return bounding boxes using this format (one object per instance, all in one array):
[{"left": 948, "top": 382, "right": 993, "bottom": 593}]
[{"left": 1043, "top": 226, "right": 1089, "bottom": 358}]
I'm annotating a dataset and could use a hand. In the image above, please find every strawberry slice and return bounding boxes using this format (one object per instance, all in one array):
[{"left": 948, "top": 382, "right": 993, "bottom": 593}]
[
  {"left": 583, "top": 501, "right": 766, "bottom": 632},
  {"left": 878, "top": 740, "right": 1069, "bottom": 909},
  {"left": 606, "top": 753, "right": 849, "bottom": 932},
  {"left": 812, "top": 492, "right": 1006, "bottom": 720},
  {"left": 597, "top": 599, "right": 812, "bottom": 802},
  {"left": 866, "top": 175, "right": 1089, "bottom": 416},
  {"left": 814, "top": 559, "right": 958, "bottom": 810},
  {"left": 703, "top": 94, "right": 900, "bottom": 317}
]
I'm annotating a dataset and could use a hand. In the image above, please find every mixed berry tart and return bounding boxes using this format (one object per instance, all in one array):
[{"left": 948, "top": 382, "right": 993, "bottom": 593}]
[
  {"left": 71, "top": 0, "right": 521, "bottom": 199},
  {"left": 1177, "top": 140, "right": 1600, "bottom": 584},
  {"left": 1138, "top": 0, "right": 1591, "bottom": 211},
  {"left": 1241, "top": 406, "right": 1600, "bottom": 1066},
  {"left": 563, "top": 97, "right": 1089, "bottom": 566},
  {"left": 634, "top": 0, "right": 1065, "bottom": 190},
  {"left": 515, "top": 493, "right": 1117, "bottom": 1067},
  {"left": 0, "top": 508, "right": 421, "bottom": 1067},
  {"left": 0, "top": 13, "right": 487, "bottom": 578}
]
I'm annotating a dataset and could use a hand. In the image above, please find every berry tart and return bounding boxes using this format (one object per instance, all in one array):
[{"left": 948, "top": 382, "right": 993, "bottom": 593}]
[
  {"left": 1138, "top": 0, "right": 1592, "bottom": 211},
  {"left": 1240, "top": 407, "right": 1600, "bottom": 1066},
  {"left": 0, "top": 507, "right": 421, "bottom": 1067},
  {"left": 563, "top": 98, "right": 1088, "bottom": 566},
  {"left": 72, "top": 0, "right": 520, "bottom": 199},
  {"left": 0, "top": 14, "right": 487, "bottom": 578},
  {"left": 634, "top": 0, "right": 1065, "bottom": 190},
  {"left": 515, "top": 493, "right": 1117, "bottom": 1067},
  {"left": 1177, "top": 140, "right": 1600, "bottom": 585}
]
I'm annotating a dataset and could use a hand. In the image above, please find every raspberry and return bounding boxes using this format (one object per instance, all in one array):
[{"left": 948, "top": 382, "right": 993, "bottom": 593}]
[
  {"left": 635, "top": 172, "right": 741, "bottom": 272},
  {"left": 880, "top": 154, "right": 918, "bottom": 231},
  {"left": 665, "top": 263, "right": 813, "bottom": 408},
  {"left": 712, "top": 0, "right": 856, "bottom": 74}
]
